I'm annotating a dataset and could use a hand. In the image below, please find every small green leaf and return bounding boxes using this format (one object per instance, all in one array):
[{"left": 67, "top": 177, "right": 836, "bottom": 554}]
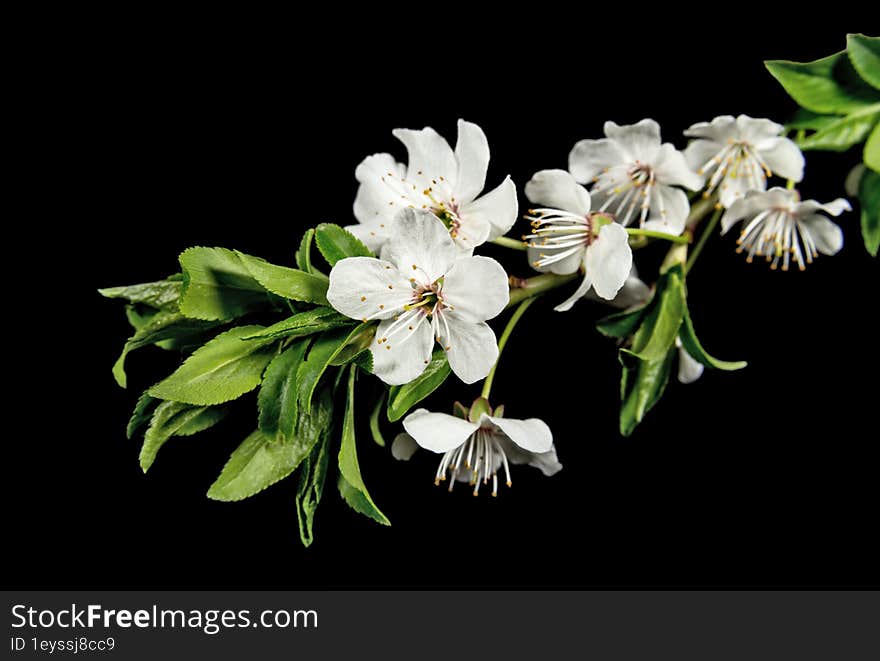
[
  {"left": 258, "top": 340, "right": 310, "bottom": 440},
  {"left": 860, "top": 167, "right": 880, "bottom": 256},
  {"left": 296, "top": 324, "right": 368, "bottom": 411},
  {"left": 786, "top": 108, "right": 844, "bottom": 131},
  {"left": 847, "top": 34, "right": 880, "bottom": 90},
  {"left": 235, "top": 251, "right": 329, "bottom": 305},
  {"left": 766, "top": 51, "right": 879, "bottom": 114},
  {"left": 386, "top": 351, "right": 452, "bottom": 422},
  {"left": 241, "top": 307, "right": 356, "bottom": 342},
  {"left": 99, "top": 277, "right": 182, "bottom": 310},
  {"left": 596, "top": 305, "right": 649, "bottom": 339},
  {"left": 628, "top": 267, "right": 685, "bottom": 362},
  {"left": 127, "top": 392, "right": 158, "bottom": 439},
  {"left": 295, "top": 229, "right": 317, "bottom": 274},
  {"left": 148, "top": 326, "right": 276, "bottom": 405},
  {"left": 140, "top": 401, "right": 227, "bottom": 471},
  {"left": 295, "top": 424, "right": 331, "bottom": 547},
  {"left": 338, "top": 366, "right": 390, "bottom": 525},
  {"left": 866, "top": 122, "right": 880, "bottom": 172},
  {"left": 619, "top": 348, "right": 675, "bottom": 438},
  {"left": 179, "top": 247, "right": 272, "bottom": 321},
  {"left": 797, "top": 106, "right": 880, "bottom": 151},
  {"left": 315, "top": 223, "right": 374, "bottom": 267},
  {"left": 679, "top": 308, "right": 747, "bottom": 371},
  {"left": 369, "top": 391, "right": 387, "bottom": 447}
]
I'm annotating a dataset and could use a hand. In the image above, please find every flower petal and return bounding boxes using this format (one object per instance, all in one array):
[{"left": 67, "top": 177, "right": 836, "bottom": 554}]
[
  {"left": 524, "top": 169, "right": 591, "bottom": 215},
  {"left": 684, "top": 139, "right": 723, "bottom": 175},
  {"left": 403, "top": 409, "right": 478, "bottom": 453},
  {"left": 797, "top": 197, "right": 852, "bottom": 217},
  {"left": 453, "top": 119, "right": 489, "bottom": 205},
  {"left": 554, "top": 273, "right": 593, "bottom": 312},
  {"left": 392, "top": 126, "right": 457, "bottom": 190},
  {"left": 436, "top": 313, "right": 499, "bottom": 384},
  {"left": 677, "top": 344, "right": 704, "bottom": 384},
  {"left": 371, "top": 316, "right": 434, "bottom": 385},
  {"left": 327, "top": 257, "right": 414, "bottom": 321},
  {"left": 758, "top": 137, "right": 804, "bottom": 182},
  {"left": 586, "top": 223, "right": 632, "bottom": 300},
  {"left": 800, "top": 214, "right": 844, "bottom": 255},
  {"left": 721, "top": 188, "right": 792, "bottom": 234},
  {"left": 501, "top": 437, "right": 563, "bottom": 476},
  {"left": 391, "top": 432, "right": 419, "bottom": 461},
  {"left": 442, "top": 255, "right": 509, "bottom": 322},
  {"left": 645, "top": 185, "right": 690, "bottom": 235},
  {"left": 736, "top": 114, "right": 784, "bottom": 145},
  {"left": 604, "top": 119, "right": 662, "bottom": 163},
  {"left": 461, "top": 175, "right": 519, "bottom": 241},
  {"left": 584, "top": 266, "right": 651, "bottom": 309},
  {"left": 568, "top": 138, "right": 627, "bottom": 183},
  {"left": 383, "top": 208, "right": 458, "bottom": 282},
  {"left": 345, "top": 221, "right": 391, "bottom": 253},
  {"left": 683, "top": 116, "right": 737, "bottom": 141},
  {"left": 654, "top": 143, "right": 703, "bottom": 190},
  {"left": 352, "top": 154, "right": 415, "bottom": 226},
  {"left": 717, "top": 173, "right": 760, "bottom": 209},
  {"left": 355, "top": 152, "right": 406, "bottom": 184},
  {"left": 486, "top": 415, "right": 553, "bottom": 453}
]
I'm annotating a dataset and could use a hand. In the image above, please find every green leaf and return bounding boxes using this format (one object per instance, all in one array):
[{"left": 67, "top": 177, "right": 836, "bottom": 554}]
[
  {"left": 241, "top": 307, "right": 355, "bottom": 342},
  {"left": 766, "top": 51, "right": 879, "bottom": 114},
  {"left": 596, "top": 305, "right": 649, "bottom": 339},
  {"left": 295, "top": 229, "right": 317, "bottom": 274},
  {"left": 797, "top": 106, "right": 880, "bottom": 151},
  {"left": 112, "top": 310, "right": 220, "bottom": 388},
  {"left": 619, "top": 348, "right": 675, "bottom": 437},
  {"left": 866, "top": 122, "right": 880, "bottom": 172},
  {"left": 258, "top": 341, "right": 310, "bottom": 440},
  {"left": 679, "top": 308, "right": 747, "bottom": 371},
  {"left": 140, "top": 401, "right": 227, "bottom": 471},
  {"left": 207, "top": 390, "right": 332, "bottom": 502},
  {"left": 179, "top": 247, "right": 272, "bottom": 321},
  {"left": 296, "top": 324, "right": 368, "bottom": 411},
  {"left": 847, "top": 34, "right": 880, "bottom": 90},
  {"left": 127, "top": 392, "right": 159, "bottom": 439},
  {"left": 860, "top": 167, "right": 880, "bottom": 256},
  {"left": 786, "top": 108, "right": 844, "bottom": 131},
  {"left": 235, "top": 251, "right": 329, "bottom": 305},
  {"left": 99, "top": 277, "right": 182, "bottom": 310},
  {"left": 314, "top": 223, "right": 374, "bottom": 267},
  {"left": 338, "top": 366, "right": 390, "bottom": 525},
  {"left": 369, "top": 391, "right": 387, "bottom": 447},
  {"left": 148, "top": 326, "right": 276, "bottom": 405},
  {"left": 295, "top": 426, "right": 331, "bottom": 547},
  {"left": 628, "top": 267, "right": 685, "bottom": 361},
  {"left": 386, "top": 350, "right": 451, "bottom": 422}
]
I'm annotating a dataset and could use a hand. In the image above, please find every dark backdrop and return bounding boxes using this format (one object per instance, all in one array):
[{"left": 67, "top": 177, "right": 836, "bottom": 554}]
[{"left": 11, "top": 19, "right": 878, "bottom": 588}]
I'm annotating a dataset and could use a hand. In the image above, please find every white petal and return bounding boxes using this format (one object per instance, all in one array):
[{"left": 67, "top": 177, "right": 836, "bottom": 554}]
[
  {"left": 501, "top": 437, "right": 563, "bottom": 476},
  {"left": 436, "top": 313, "right": 498, "bottom": 384},
  {"left": 584, "top": 266, "right": 651, "bottom": 309},
  {"left": 554, "top": 273, "right": 593, "bottom": 312},
  {"left": 402, "top": 409, "right": 478, "bottom": 453},
  {"left": 800, "top": 215, "right": 844, "bottom": 255},
  {"left": 453, "top": 119, "right": 489, "bottom": 205},
  {"left": 585, "top": 223, "right": 632, "bottom": 300},
  {"left": 370, "top": 316, "right": 434, "bottom": 385},
  {"left": 797, "top": 197, "right": 852, "bottom": 217},
  {"left": 736, "top": 114, "right": 784, "bottom": 145},
  {"left": 717, "top": 171, "right": 762, "bottom": 209},
  {"left": 392, "top": 126, "right": 457, "bottom": 190},
  {"left": 391, "top": 433, "right": 419, "bottom": 460},
  {"left": 721, "top": 190, "right": 773, "bottom": 234},
  {"left": 677, "top": 345, "right": 704, "bottom": 384},
  {"left": 442, "top": 256, "right": 509, "bottom": 322},
  {"left": 645, "top": 185, "right": 690, "bottom": 235},
  {"left": 327, "top": 257, "right": 413, "bottom": 321},
  {"left": 461, "top": 175, "right": 519, "bottom": 241},
  {"left": 603, "top": 119, "right": 662, "bottom": 163},
  {"left": 568, "top": 138, "right": 627, "bottom": 183},
  {"left": 524, "top": 169, "right": 591, "bottom": 215},
  {"left": 683, "top": 116, "right": 737, "bottom": 141},
  {"left": 654, "top": 143, "right": 704, "bottom": 190},
  {"left": 527, "top": 243, "right": 585, "bottom": 275},
  {"left": 684, "top": 139, "right": 723, "bottom": 175},
  {"left": 352, "top": 155, "right": 415, "bottom": 226},
  {"left": 355, "top": 152, "right": 406, "bottom": 184},
  {"left": 383, "top": 208, "right": 458, "bottom": 282},
  {"left": 345, "top": 221, "right": 391, "bottom": 253},
  {"left": 452, "top": 209, "right": 491, "bottom": 251},
  {"left": 486, "top": 415, "right": 553, "bottom": 453},
  {"left": 758, "top": 137, "right": 804, "bottom": 182}
]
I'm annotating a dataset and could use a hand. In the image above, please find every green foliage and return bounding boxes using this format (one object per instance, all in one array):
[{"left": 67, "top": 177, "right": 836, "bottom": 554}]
[
  {"left": 127, "top": 392, "right": 158, "bottom": 439},
  {"left": 258, "top": 341, "right": 310, "bottom": 441},
  {"left": 859, "top": 167, "right": 880, "bottom": 256},
  {"left": 235, "top": 251, "right": 329, "bottom": 305},
  {"left": 140, "top": 401, "right": 228, "bottom": 472},
  {"left": 295, "top": 228, "right": 318, "bottom": 275},
  {"left": 241, "top": 307, "right": 355, "bottom": 342},
  {"left": 99, "top": 276, "right": 182, "bottom": 310},
  {"left": 178, "top": 247, "right": 272, "bottom": 321},
  {"left": 296, "top": 325, "right": 369, "bottom": 410},
  {"left": 295, "top": 429, "right": 331, "bottom": 547},
  {"left": 314, "top": 223, "right": 374, "bottom": 267},
  {"left": 847, "top": 34, "right": 880, "bottom": 90},
  {"left": 386, "top": 351, "right": 451, "bottom": 422}
]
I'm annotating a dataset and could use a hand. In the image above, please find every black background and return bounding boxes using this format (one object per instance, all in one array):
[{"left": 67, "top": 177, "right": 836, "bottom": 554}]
[{"left": 11, "top": 17, "right": 878, "bottom": 588}]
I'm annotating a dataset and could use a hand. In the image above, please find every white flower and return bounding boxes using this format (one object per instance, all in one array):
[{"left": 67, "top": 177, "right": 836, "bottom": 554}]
[
  {"left": 346, "top": 119, "right": 518, "bottom": 253},
  {"left": 675, "top": 338, "right": 703, "bottom": 384},
  {"left": 523, "top": 169, "right": 633, "bottom": 310},
  {"left": 568, "top": 119, "right": 703, "bottom": 235},
  {"left": 721, "top": 187, "right": 851, "bottom": 271},
  {"left": 327, "top": 208, "right": 509, "bottom": 385},
  {"left": 399, "top": 400, "right": 561, "bottom": 497},
  {"left": 684, "top": 114, "right": 804, "bottom": 208}
]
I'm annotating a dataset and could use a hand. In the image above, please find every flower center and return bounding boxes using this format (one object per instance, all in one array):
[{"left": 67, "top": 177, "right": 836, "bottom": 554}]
[
  {"left": 592, "top": 161, "right": 657, "bottom": 227},
  {"left": 735, "top": 206, "right": 817, "bottom": 271},
  {"left": 523, "top": 209, "right": 611, "bottom": 269},
  {"left": 699, "top": 140, "right": 772, "bottom": 201},
  {"left": 434, "top": 428, "right": 512, "bottom": 497}
]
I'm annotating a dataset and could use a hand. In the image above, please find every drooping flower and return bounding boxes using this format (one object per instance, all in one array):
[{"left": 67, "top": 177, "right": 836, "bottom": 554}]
[
  {"left": 684, "top": 114, "right": 804, "bottom": 208},
  {"left": 398, "top": 398, "right": 561, "bottom": 496},
  {"left": 523, "top": 169, "right": 632, "bottom": 310},
  {"left": 568, "top": 119, "right": 703, "bottom": 235},
  {"left": 721, "top": 187, "right": 851, "bottom": 270},
  {"left": 347, "top": 119, "right": 518, "bottom": 253},
  {"left": 327, "top": 208, "right": 509, "bottom": 385}
]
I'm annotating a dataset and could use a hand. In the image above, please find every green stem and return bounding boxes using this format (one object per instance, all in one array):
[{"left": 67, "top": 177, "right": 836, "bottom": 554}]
[
  {"left": 625, "top": 227, "right": 690, "bottom": 244},
  {"left": 685, "top": 207, "right": 723, "bottom": 274},
  {"left": 786, "top": 178, "right": 796, "bottom": 190},
  {"left": 686, "top": 195, "right": 718, "bottom": 231},
  {"left": 491, "top": 236, "right": 527, "bottom": 251},
  {"left": 481, "top": 296, "right": 538, "bottom": 399},
  {"left": 506, "top": 273, "right": 578, "bottom": 308}
]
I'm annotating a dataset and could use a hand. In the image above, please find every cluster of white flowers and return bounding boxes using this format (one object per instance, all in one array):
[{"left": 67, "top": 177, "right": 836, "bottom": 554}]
[{"left": 326, "top": 117, "right": 851, "bottom": 495}]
